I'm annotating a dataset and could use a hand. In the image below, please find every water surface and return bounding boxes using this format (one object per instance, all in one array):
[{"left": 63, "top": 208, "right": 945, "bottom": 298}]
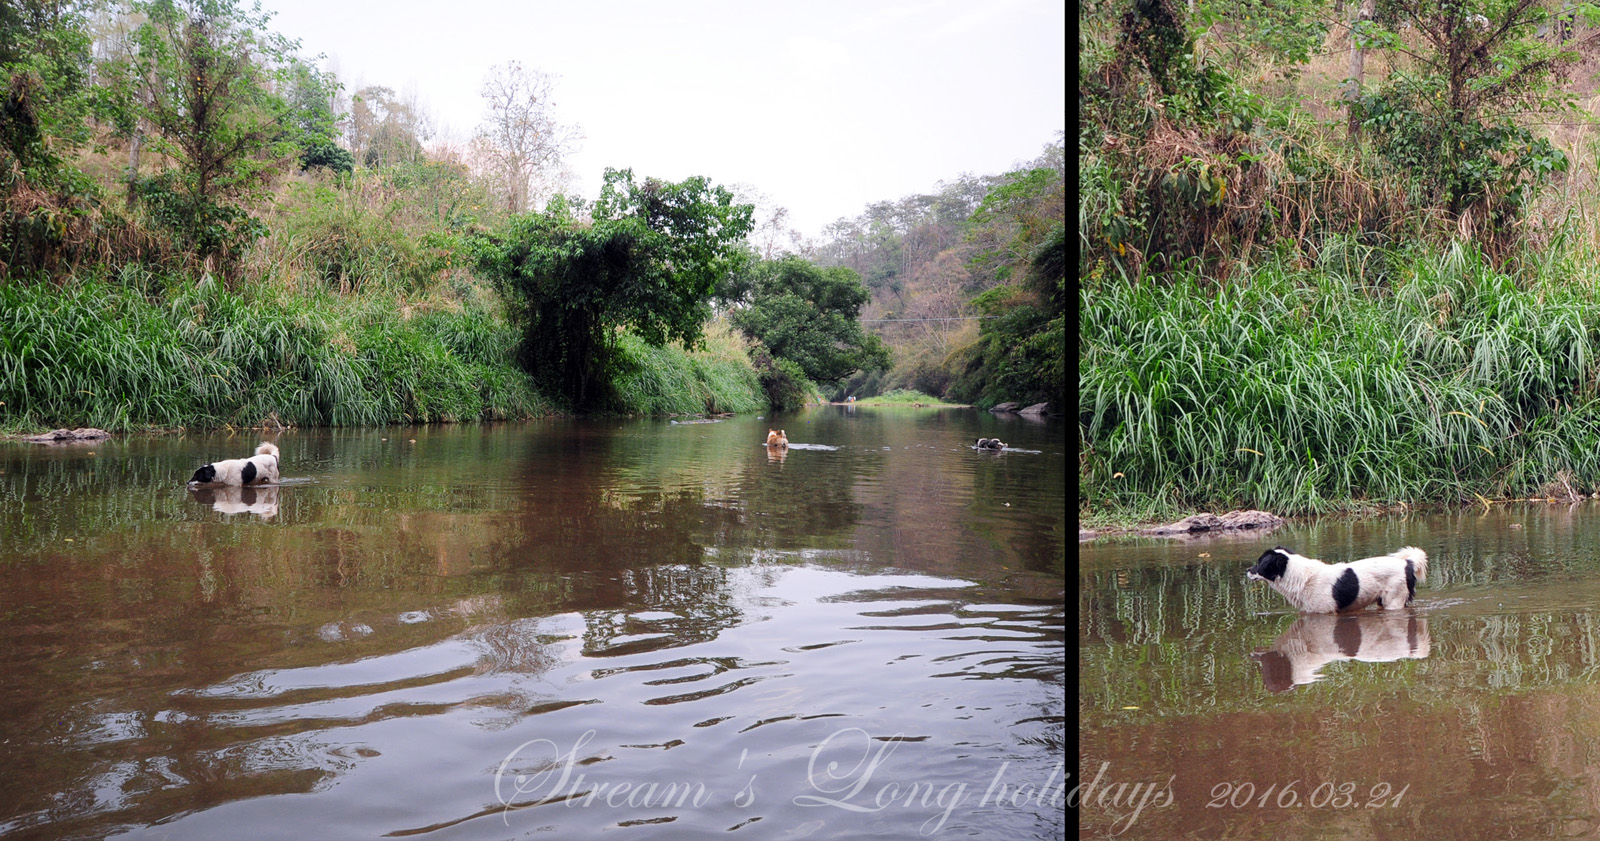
[
  {"left": 1079, "top": 508, "right": 1600, "bottom": 839},
  {"left": 0, "top": 408, "right": 1065, "bottom": 840}
]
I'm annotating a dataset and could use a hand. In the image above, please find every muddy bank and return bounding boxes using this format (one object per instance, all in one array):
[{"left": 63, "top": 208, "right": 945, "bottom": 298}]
[{"left": 1079, "top": 509, "right": 1285, "bottom": 542}]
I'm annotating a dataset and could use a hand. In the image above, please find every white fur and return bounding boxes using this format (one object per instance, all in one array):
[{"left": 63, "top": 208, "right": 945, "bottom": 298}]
[
  {"left": 1247, "top": 546, "right": 1427, "bottom": 613},
  {"left": 1253, "top": 613, "right": 1431, "bottom": 691},
  {"left": 189, "top": 441, "right": 280, "bottom": 488},
  {"left": 193, "top": 484, "right": 279, "bottom": 519}
]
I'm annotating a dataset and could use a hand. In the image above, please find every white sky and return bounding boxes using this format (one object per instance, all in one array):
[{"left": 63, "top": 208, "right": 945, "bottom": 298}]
[{"left": 257, "top": 0, "right": 1066, "bottom": 238}]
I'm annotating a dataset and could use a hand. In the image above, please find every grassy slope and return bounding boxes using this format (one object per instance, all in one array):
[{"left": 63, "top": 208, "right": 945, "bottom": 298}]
[
  {"left": 0, "top": 274, "right": 552, "bottom": 431},
  {"left": 1081, "top": 243, "right": 1600, "bottom": 523}
]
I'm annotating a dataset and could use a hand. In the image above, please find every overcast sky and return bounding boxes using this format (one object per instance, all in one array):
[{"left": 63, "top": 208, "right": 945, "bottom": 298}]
[{"left": 257, "top": 0, "right": 1066, "bottom": 237}]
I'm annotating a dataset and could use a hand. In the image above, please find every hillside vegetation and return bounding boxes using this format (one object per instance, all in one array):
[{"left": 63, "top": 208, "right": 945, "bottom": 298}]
[
  {"left": 0, "top": 1, "right": 1060, "bottom": 429},
  {"left": 1080, "top": 0, "right": 1600, "bottom": 522}
]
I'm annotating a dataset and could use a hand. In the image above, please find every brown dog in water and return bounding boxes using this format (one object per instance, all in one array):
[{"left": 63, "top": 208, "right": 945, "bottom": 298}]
[{"left": 765, "top": 429, "right": 788, "bottom": 448}]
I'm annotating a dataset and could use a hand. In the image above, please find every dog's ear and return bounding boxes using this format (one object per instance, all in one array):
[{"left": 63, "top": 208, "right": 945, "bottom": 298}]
[
  {"left": 190, "top": 464, "right": 216, "bottom": 485},
  {"left": 1249, "top": 548, "right": 1290, "bottom": 581}
]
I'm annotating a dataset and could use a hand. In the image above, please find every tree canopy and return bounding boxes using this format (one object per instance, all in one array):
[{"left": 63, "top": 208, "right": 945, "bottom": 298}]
[
  {"left": 473, "top": 168, "right": 754, "bottom": 408},
  {"left": 109, "top": 0, "right": 302, "bottom": 265},
  {"left": 727, "top": 256, "right": 890, "bottom": 386}
]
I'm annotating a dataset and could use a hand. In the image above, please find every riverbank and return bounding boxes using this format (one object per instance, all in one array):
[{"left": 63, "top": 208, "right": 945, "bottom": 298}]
[
  {"left": 1080, "top": 245, "right": 1600, "bottom": 522},
  {"left": 0, "top": 276, "right": 550, "bottom": 432},
  {"left": 0, "top": 275, "right": 769, "bottom": 432},
  {"left": 844, "top": 389, "right": 972, "bottom": 408}
]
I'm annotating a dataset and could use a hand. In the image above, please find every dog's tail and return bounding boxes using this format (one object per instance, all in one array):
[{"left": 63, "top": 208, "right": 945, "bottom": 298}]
[
  {"left": 256, "top": 442, "right": 280, "bottom": 459},
  {"left": 1395, "top": 546, "right": 1427, "bottom": 582}
]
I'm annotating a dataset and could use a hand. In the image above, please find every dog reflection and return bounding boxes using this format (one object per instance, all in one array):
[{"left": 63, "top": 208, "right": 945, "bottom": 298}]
[
  {"left": 190, "top": 484, "right": 279, "bottom": 520},
  {"left": 1252, "top": 613, "right": 1429, "bottom": 692}
]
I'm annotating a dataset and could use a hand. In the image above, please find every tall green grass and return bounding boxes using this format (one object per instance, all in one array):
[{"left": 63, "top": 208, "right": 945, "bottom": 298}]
[
  {"left": 1080, "top": 243, "right": 1600, "bottom": 518},
  {"left": 609, "top": 321, "right": 766, "bottom": 416},
  {"left": 856, "top": 389, "right": 948, "bottom": 405},
  {"left": 0, "top": 274, "right": 555, "bottom": 431}
]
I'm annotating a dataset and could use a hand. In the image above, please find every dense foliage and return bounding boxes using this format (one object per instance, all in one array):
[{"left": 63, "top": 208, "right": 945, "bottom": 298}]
[
  {"left": 0, "top": 0, "right": 1058, "bottom": 427},
  {"left": 816, "top": 138, "right": 1065, "bottom": 407},
  {"left": 472, "top": 170, "right": 754, "bottom": 409},
  {"left": 725, "top": 256, "right": 889, "bottom": 386},
  {"left": 0, "top": 275, "right": 550, "bottom": 429},
  {"left": 1075, "top": 0, "right": 1600, "bottom": 520}
]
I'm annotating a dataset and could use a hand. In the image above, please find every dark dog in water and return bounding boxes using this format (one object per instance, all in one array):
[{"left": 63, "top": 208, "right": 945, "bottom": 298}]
[{"left": 189, "top": 442, "right": 280, "bottom": 488}]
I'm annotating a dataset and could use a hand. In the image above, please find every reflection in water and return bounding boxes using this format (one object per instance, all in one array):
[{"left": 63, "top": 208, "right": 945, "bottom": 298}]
[
  {"left": 1079, "top": 510, "right": 1600, "bottom": 840},
  {"left": 1253, "top": 613, "right": 1431, "bottom": 692},
  {"left": 0, "top": 413, "right": 1066, "bottom": 840},
  {"left": 190, "top": 484, "right": 279, "bottom": 519}
]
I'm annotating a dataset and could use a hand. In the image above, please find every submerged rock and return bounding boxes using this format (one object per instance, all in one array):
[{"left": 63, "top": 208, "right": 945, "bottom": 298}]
[{"left": 1140, "top": 509, "right": 1285, "bottom": 537}]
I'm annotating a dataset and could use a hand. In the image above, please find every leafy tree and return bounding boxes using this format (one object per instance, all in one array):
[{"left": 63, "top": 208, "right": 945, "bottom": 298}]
[
  {"left": 748, "top": 344, "right": 815, "bottom": 411},
  {"left": 283, "top": 60, "right": 350, "bottom": 174},
  {"left": 473, "top": 169, "right": 754, "bottom": 408},
  {"left": 726, "top": 256, "right": 891, "bottom": 385},
  {"left": 1192, "top": 0, "right": 1334, "bottom": 72},
  {"left": 0, "top": 0, "right": 94, "bottom": 178},
  {"left": 0, "top": 0, "right": 100, "bottom": 275},
  {"left": 1356, "top": 0, "right": 1594, "bottom": 231},
  {"left": 112, "top": 0, "right": 301, "bottom": 266}
]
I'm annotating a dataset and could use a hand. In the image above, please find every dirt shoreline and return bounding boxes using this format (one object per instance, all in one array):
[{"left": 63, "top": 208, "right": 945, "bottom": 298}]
[{"left": 1079, "top": 509, "right": 1287, "bottom": 542}]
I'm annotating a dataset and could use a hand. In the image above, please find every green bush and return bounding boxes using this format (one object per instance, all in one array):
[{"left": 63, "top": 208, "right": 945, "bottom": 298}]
[{"left": 748, "top": 345, "right": 816, "bottom": 412}]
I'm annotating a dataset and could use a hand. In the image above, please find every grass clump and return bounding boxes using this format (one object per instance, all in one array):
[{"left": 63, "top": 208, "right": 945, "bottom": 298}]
[
  {"left": 856, "top": 389, "right": 956, "bottom": 406},
  {"left": 1080, "top": 243, "right": 1600, "bottom": 519},
  {"left": 0, "top": 274, "right": 553, "bottom": 431},
  {"left": 609, "top": 321, "right": 766, "bottom": 416}
]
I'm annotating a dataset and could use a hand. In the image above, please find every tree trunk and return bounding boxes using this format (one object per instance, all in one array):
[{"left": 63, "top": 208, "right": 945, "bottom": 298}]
[
  {"left": 1345, "top": 0, "right": 1376, "bottom": 147},
  {"left": 126, "top": 124, "right": 142, "bottom": 201}
]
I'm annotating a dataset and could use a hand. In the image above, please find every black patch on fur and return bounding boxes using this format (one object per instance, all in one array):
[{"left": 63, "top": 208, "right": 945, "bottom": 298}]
[
  {"left": 1408, "top": 616, "right": 1420, "bottom": 653},
  {"left": 1249, "top": 548, "right": 1289, "bottom": 581},
  {"left": 1405, "top": 559, "right": 1417, "bottom": 603},
  {"left": 241, "top": 462, "right": 257, "bottom": 484},
  {"left": 190, "top": 464, "right": 216, "bottom": 485},
  {"left": 1333, "top": 616, "right": 1363, "bottom": 657},
  {"left": 1332, "top": 568, "right": 1361, "bottom": 612}
]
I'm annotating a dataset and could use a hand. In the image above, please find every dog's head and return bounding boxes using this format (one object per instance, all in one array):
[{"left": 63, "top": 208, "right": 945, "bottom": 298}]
[
  {"left": 1247, "top": 547, "right": 1292, "bottom": 582},
  {"left": 1251, "top": 649, "right": 1295, "bottom": 693},
  {"left": 188, "top": 464, "right": 217, "bottom": 486}
]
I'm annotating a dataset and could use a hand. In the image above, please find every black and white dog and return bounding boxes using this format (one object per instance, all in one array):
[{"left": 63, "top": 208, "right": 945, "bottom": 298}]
[
  {"left": 1246, "top": 545, "right": 1427, "bottom": 613},
  {"left": 188, "top": 442, "right": 280, "bottom": 488}
]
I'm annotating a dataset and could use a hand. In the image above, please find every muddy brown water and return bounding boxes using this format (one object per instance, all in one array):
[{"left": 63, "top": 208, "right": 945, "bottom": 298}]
[
  {"left": 1078, "top": 508, "right": 1600, "bottom": 840},
  {"left": 0, "top": 409, "right": 1065, "bottom": 840}
]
